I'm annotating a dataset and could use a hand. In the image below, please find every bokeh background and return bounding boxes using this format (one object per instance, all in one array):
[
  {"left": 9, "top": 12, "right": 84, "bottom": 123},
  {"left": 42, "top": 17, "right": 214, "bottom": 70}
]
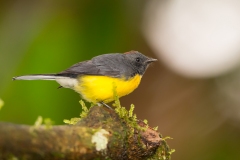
[{"left": 1, "top": 0, "right": 240, "bottom": 159}]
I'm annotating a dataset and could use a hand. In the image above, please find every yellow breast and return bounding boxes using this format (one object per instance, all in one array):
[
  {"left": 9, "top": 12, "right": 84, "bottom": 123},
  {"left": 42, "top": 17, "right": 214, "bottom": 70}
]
[{"left": 74, "top": 74, "right": 142, "bottom": 103}]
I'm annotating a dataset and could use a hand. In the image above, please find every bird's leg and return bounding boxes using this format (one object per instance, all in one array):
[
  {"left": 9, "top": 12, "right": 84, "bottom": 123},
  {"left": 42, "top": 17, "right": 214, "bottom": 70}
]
[
  {"left": 99, "top": 102, "right": 113, "bottom": 110},
  {"left": 57, "top": 86, "right": 63, "bottom": 89}
]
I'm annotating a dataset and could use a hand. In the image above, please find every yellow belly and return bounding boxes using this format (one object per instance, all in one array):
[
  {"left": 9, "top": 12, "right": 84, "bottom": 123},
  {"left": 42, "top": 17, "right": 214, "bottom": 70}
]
[{"left": 74, "top": 74, "right": 142, "bottom": 103}]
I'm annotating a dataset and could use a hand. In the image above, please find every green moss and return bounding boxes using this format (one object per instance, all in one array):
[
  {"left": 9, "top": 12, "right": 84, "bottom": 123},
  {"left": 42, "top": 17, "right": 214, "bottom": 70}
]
[
  {"left": 128, "top": 104, "right": 134, "bottom": 118},
  {"left": 143, "top": 119, "right": 149, "bottom": 129},
  {"left": 148, "top": 136, "right": 175, "bottom": 160},
  {"left": 63, "top": 100, "right": 90, "bottom": 125},
  {"left": 79, "top": 100, "right": 89, "bottom": 119},
  {"left": 63, "top": 118, "right": 81, "bottom": 125},
  {"left": 33, "top": 116, "right": 43, "bottom": 127},
  {"left": 43, "top": 118, "right": 54, "bottom": 129},
  {"left": 112, "top": 82, "right": 121, "bottom": 108},
  {"left": 32, "top": 116, "right": 54, "bottom": 129},
  {"left": 111, "top": 85, "right": 174, "bottom": 159},
  {"left": 63, "top": 82, "right": 174, "bottom": 159},
  {"left": 29, "top": 116, "right": 42, "bottom": 136},
  {"left": 143, "top": 119, "right": 148, "bottom": 124},
  {"left": 29, "top": 116, "right": 54, "bottom": 137},
  {"left": 153, "top": 126, "right": 158, "bottom": 131}
]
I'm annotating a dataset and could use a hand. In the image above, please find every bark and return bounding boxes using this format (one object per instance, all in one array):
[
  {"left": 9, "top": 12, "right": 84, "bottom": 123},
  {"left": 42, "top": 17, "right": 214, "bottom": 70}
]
[{"left": 0, "top": 106, "right": 171, "bottom": 160}]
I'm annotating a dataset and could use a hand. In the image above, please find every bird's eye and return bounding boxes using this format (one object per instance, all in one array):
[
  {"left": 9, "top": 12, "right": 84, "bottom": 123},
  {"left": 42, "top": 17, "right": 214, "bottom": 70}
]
[{"left": 136, "top": 57, "right": 140, "bottom": 62}]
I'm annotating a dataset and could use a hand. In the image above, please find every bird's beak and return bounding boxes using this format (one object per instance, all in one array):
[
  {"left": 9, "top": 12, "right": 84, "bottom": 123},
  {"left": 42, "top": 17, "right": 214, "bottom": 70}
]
[{"left": 146, "top": 58, "right": 157, "bottom": 63}]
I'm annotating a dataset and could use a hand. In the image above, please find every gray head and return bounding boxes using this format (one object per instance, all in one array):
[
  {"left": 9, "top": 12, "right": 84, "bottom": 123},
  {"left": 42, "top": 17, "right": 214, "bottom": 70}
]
[
  {"left": 122, "top": 51, "right": 157, "bottom": 77},
  {"left": 84, "top": 51, "right": 157, "bottom": 79}
]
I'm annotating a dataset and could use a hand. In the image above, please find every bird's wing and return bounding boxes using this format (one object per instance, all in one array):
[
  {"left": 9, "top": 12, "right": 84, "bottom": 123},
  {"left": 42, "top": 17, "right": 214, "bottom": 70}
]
[{"left": 57, "top": 59, "right": 121, "bottom": 78}]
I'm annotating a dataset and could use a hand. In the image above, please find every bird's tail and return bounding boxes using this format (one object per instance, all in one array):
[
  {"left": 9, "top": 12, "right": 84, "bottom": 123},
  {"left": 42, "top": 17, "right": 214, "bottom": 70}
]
[{"left": 12, "top": 74, "right": 65, "bottom": 80}]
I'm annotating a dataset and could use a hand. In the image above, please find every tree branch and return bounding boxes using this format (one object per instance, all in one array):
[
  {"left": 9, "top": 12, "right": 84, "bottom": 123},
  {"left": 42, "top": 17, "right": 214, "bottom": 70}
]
[{"left": 0, "top": 106, "right": 172, "bottom": 160}]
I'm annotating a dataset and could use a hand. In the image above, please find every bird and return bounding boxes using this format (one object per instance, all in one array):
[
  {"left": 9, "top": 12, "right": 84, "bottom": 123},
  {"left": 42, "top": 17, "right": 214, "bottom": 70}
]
[{"left": 13, "top": 51, "right": 157, "bottom": 108}]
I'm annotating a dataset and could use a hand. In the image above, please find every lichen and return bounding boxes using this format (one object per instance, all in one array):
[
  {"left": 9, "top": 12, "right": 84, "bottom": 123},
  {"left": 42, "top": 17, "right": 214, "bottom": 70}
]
[{"left": 91, "top": 129, "right": 109, "bottom": 151}]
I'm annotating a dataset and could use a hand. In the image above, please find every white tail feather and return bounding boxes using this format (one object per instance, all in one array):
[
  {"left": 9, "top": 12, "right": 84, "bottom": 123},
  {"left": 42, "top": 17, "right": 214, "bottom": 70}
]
[
  {"left": 13, "top": 74, "right": 78, "bottom": 89},
  {"left": 12, "top": 74, "right": 61, "bottom": 80}
]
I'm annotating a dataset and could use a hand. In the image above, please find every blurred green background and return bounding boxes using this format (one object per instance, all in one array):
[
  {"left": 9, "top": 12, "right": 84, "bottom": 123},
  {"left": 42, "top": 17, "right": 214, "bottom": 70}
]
[{"left": 1, "top": 1, "right": 240, "bottom": 160}]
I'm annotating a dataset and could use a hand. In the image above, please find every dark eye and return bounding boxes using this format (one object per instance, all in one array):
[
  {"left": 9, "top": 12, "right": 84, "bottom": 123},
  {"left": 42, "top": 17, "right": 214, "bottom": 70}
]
[{"left": 136, "top": 57, "right": 140, "bottom": 62}]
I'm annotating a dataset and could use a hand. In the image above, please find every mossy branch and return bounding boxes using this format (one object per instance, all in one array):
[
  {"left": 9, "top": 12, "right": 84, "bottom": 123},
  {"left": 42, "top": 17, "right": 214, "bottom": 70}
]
[{"left": 0, "top": 105, "right": 173, "bottom": 160}]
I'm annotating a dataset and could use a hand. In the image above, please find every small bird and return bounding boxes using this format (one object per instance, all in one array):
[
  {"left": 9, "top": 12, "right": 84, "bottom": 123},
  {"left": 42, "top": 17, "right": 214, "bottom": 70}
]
[{"left": 13, "top": 51, "right": 157, "bottom": 108}]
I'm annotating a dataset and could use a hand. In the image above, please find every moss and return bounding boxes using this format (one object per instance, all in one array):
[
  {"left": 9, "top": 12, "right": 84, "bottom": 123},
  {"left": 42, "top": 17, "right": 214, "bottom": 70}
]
[
  {"left": 63, "top": 118, "right": 81, "bottom": 125},
  {"left": 30, "top": 116, "right": 54, "bottom": 137},
  {"left": 112, "top": 84, "right": 138, "bottom": 126},
  {"left": 43, "top": 118, "right": 54, "bottom": 130},
  {"left": 111, "top": 84, "right": 174, "bottom": 159},
  {"left": 32, "top": 116, "right": 54, "bottom": 129},
  {"left": 64, "top": 82, "right": 174, "bottom": 159},
  {"left": 147, "top": 136, "right": 175, "bottom": 160},
  {"left": 112, "top": 89, "right": 147, "bottom": 134},
  {"left": 153, "top": 126, "right": 158, "bottom": 131},
  {"left": 64, "top": 100, "right": 89, "bottom": 125},
  {"left": 33, "top": 116, "right": 43, "bottom": 127},
  {"left": 79, "top": 100, "right": 89, "bottom": 119},
  {"left": 128, "top": 104, "right": 134, "bottom": 118}
]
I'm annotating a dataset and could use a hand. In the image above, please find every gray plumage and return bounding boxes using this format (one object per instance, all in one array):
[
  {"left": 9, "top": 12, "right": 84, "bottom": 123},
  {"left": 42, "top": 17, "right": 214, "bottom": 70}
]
[{"left": 13, "top": 51, "right": 157, "bottom": 81}]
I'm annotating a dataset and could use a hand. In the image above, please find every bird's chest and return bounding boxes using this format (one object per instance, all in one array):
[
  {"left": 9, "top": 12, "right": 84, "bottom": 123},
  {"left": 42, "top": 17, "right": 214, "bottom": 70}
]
[{"left": 74, "top": 75, "right": 142, "bottom": 103}]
